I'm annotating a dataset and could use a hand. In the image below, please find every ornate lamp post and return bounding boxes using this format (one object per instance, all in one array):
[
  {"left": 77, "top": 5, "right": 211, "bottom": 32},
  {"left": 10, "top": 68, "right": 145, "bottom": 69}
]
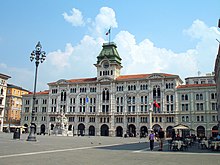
[{"left": 27, "top": 41, "right": 46, "bottom": 141}]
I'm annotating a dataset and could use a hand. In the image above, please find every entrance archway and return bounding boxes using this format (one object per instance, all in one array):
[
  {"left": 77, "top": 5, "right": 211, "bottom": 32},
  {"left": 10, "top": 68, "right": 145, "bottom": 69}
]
[
  {"left": 197, "top": 125, "right": 205, "bottom": 138},
  {"left": 128, "top": 124, "right": 136, "bottom": 137},
  {"left": 89, "top": 125, "right": 95, "bottom": 136},
  {"left": 212, "top": 125, "right": 218, "bottom": 137},
  {"left": 68, "top": 125, "right": 72, "bottom": 131},
  {"left": 152, "top": 124, "right": 161, "bottom": 133},
  {"left": 140, "top": 126, "right": 148, "bottom": 138},
  {"left": 40, "top": 124, "right": 46, "bottom": 134},
  {"left": 78, "top": 123, "right": 85, "bottom": 136},
  {"left": 100, "top": 124, "right": 109, "bottom": 136},
  {"left": 166, "top": 126, "right": 173, "bottom": 138},
  {"left": 116, "top": 126, "right": 123, "bottom": 137}
]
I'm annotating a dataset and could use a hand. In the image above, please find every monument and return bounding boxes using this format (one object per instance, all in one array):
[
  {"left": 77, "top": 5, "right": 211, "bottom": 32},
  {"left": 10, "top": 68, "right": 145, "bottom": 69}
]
[{"left": 53, "top": 108, "right": 69, "bottom": 136}]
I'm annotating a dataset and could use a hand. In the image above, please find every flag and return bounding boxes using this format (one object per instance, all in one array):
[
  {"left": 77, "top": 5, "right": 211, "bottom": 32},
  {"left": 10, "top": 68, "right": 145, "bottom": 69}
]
[
  {"left": 106, "top": 28, "right": 111, "bottom": 35},
  {"left": 86, "top": 97, "right": 89, "bottom": 103},
  {"left": 153, "top": 101, "right": 160, "bottom": 108}
]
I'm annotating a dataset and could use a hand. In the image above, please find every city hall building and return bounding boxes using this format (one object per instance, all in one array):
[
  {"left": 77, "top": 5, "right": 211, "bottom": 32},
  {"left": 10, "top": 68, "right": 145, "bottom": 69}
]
[{"left": 21, "top": 42, "right": 218, "bottom": 138}]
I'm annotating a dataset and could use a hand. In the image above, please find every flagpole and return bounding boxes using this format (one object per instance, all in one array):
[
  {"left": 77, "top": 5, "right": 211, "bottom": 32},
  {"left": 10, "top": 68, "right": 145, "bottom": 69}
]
[
  {"left": 109, "top": 27, "right": 111, "bottom": 44},
  {"left": 149, "top": 102, "right": 153, "bottom": 130}
]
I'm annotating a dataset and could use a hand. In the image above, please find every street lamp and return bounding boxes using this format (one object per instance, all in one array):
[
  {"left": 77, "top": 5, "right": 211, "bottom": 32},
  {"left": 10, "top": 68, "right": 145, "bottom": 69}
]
[{"left": 27, "top": 41, "right": 46, "bottom": 141}]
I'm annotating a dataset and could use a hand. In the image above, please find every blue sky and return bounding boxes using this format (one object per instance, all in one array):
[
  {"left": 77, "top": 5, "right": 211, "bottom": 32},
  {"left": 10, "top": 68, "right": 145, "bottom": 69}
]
[{"left": 0, "top": 0, "right": 219, "bottom": 91}]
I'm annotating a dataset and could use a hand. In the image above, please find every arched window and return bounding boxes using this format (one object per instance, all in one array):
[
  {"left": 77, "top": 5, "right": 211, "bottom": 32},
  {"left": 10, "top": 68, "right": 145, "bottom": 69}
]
[
  {"left": 200, "top": 94, "right": 203, "bottom": 100},
  {"left": 153, "top": 87, "right": 157, "bottom": 98},
  {"left": 171, "top": 83, "right": 174, "bottom": 88},
  {"left": 102, "top": 91, "right": 105, "bottom": 100},
  {"left": 182, "top": 116, "right": 185, "bottom": 122},
  {"left": 196, "top": 94, "right": 199, "bottom": 100},
  {"left": 102, "top": 89, "right": 109, "bottom": 101},
  {"left": 157, "top": 88, "right": 160, "bottom": 97},
  {"left": 181, "top": 95, "right": 184, "bottom": 100},
  {"left": 186, "top": 116, "right": 189, "bottom": 122},
  {"left": 211, "top": 93, "right": 215, "bottom": 99},
  {"left": 153, "top": 85, "right": 161, "bottom": 99},
  {"left": 61, "top": 90, "right": 66, "bottom": 101},
  {"left": 185, "top": 94, "right": 188, "bottom": 100},
  {"left": 166, "top": 95, "right": 169, "bottom": 102},
  {"left": 106, "top": 90, "right": 109, "bottom": 100},
  {"left": 170, "top": 95, "right": 173, "bottom": 102}
]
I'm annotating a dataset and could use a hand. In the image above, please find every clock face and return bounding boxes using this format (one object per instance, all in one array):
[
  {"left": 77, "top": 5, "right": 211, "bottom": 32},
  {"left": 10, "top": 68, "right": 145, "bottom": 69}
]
[{"left": 103, "top": 61, "right": 109, "bottom": 68}]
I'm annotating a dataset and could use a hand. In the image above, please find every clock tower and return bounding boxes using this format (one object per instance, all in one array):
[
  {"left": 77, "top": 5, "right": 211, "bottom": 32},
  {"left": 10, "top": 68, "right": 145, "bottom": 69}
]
[{"left": 95, "top": 42, "right": 122, "bottom": 81}]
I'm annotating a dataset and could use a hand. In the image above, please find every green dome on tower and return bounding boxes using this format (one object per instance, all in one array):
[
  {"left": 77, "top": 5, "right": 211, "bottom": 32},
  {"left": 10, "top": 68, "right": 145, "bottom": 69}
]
[{"left": 97, "top": 42, "right": 122, "bottom": 65}]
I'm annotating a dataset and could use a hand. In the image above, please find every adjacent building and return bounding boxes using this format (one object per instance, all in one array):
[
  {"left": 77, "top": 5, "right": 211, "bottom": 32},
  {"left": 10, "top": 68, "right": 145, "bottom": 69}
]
[
  {"left": 4, "top": 84, "right": 29, "bottom": 127},
  {"left": 214, "top": 19, "right": 220, "bottom": 134},
  {"left": 21, "top": 42, "right": 218, "bottom": 138},
  {"left": 0, "top": 73, "right": 11, "bottom": 132},
  {"left": 177, "top": 74, "right": 217, "bottom": 137},
  {"left": 21, "top": 90, "right": 49, "bottom": 133}
]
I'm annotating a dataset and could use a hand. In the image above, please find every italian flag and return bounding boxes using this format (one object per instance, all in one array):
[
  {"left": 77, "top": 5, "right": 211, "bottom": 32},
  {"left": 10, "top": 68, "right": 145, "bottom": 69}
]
[
  {"left": 106, "top": 28, "right": 111, "bottom": 35},
  {"left": 153, "top": 101, "right": 160, "bottom": 108}
]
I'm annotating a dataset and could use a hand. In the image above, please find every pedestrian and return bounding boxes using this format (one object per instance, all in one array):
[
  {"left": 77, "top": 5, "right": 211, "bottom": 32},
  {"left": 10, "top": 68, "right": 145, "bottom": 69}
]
[
  {"left": 149, "top": 130, "right": 155, "bottom": 151},
  {"left": 158, "top": 128, "right": 165, "bottom": 151},
  {"left": 171, "top": 128, "right": 176, "bottom": 141}
]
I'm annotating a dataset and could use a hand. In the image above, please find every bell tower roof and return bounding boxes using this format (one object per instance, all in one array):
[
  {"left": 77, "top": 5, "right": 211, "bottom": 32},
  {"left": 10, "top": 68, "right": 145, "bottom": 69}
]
[{"left": 97, "top": 42, "right": 122, "bottom": 65}]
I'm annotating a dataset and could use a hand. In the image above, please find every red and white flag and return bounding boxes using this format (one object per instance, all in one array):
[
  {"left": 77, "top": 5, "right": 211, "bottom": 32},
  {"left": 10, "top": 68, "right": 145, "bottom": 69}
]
[{"left": 153, "top": 100, "right": 160, "bottom": 108}]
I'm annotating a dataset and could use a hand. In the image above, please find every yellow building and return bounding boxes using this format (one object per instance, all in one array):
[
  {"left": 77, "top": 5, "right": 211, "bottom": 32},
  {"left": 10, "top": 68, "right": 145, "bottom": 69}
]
[{"left": 5, "top": 84, "right": 29, "bottom": 126}]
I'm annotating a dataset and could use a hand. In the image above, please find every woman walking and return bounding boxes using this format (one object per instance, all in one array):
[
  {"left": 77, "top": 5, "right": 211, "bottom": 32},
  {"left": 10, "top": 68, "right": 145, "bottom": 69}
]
[{"left": 149, "top": 130, "right": 155, "bottom": 151}]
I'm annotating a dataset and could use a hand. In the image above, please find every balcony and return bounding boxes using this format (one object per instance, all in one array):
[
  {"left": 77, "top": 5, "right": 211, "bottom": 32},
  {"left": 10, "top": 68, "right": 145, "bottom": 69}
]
[{"left": 98, "top": 112, "right": 110, "bottom": 115}]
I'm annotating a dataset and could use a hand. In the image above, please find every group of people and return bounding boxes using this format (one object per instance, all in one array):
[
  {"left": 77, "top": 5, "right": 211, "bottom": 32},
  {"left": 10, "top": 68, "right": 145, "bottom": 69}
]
[{"left": 148, "top": 128, "right": 165, "bottom": 151}]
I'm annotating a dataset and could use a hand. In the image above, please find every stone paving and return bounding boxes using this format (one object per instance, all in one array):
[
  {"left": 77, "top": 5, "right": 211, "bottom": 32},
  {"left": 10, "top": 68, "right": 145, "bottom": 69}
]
[{"left": 0, "top": 132, "right": 219, "bottom": 165}]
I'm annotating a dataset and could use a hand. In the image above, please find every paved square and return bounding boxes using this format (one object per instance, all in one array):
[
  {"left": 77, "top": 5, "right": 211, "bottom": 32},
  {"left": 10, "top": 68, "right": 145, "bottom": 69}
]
[{"left": 0, "top": 133, "right": 220, "bottom": 165}]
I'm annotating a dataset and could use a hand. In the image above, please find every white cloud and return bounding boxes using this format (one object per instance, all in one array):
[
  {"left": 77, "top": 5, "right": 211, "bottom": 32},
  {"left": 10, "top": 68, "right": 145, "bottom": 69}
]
[
  {"left": 183, "top": 19, "right": 220, "bottom": 74},
  {"left": 90, "top": 7, "right": 118, "bottom": 37},
  {"left": 46, "top": 43, "right": 74, "bottom": 69},
  {"left": 114, "top": 31, "right": 198, "bottom": 79},
  {"left": 6, "top": 8, "right": 218, "bottom": 91},
  {"left": 45, "top": 13, "right": 219, "bottom": 89},
  {"left": 63, "top": 8, "right": 85, "bottom": 26}
]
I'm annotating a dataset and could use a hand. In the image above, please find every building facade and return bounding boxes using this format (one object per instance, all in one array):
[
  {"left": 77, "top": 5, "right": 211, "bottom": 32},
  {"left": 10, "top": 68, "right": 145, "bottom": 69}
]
[
  {"left": 21, "top": 42, "right": 218, "bottom": 138},
  {"left": 214, "top": 19, "right": 220, "bottom": 134},
  {"left": 21, "top": 90, "right": 49, "bottom": 133},
  {"left": 0, "top": 73, "right": 11, "bottom": 132},
  {"left": 4, "top": 84, "right": 29, "bottom": 127},
  {"left": 177, "top": 74, "right": 217, "bottom": 137}
]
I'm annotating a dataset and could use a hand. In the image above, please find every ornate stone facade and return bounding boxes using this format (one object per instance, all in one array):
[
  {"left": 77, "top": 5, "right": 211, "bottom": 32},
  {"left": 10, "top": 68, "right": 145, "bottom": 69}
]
[{"left": 21, "top": 42, "right": 218, "bottom": 138}]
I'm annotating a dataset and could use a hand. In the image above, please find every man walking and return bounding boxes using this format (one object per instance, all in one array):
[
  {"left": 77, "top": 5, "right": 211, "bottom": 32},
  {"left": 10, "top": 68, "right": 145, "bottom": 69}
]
[{"left": 158, "top": 128, "right": 165, "bottom": 151}]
